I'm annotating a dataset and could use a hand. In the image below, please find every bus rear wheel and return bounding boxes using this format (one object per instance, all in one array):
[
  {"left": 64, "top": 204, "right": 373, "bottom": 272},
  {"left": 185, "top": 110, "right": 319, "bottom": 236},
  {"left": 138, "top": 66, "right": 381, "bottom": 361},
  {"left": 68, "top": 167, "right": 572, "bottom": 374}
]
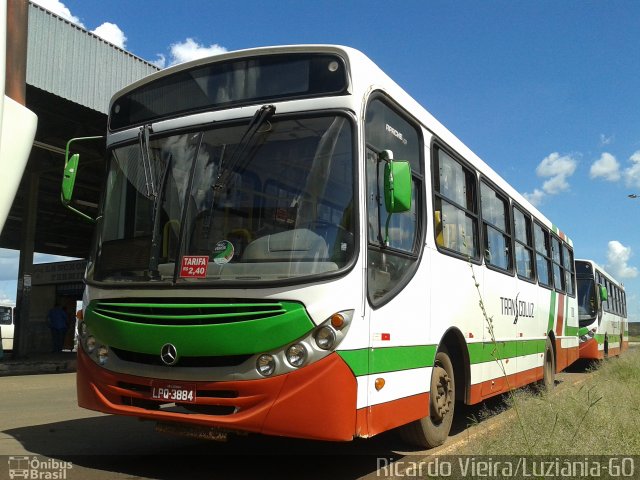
[
  {"left": 540, "top": 337, "right": 555, "bottom": 391},
  {"left": 399, "top": 350, "right": 455, "bottom": 449}
]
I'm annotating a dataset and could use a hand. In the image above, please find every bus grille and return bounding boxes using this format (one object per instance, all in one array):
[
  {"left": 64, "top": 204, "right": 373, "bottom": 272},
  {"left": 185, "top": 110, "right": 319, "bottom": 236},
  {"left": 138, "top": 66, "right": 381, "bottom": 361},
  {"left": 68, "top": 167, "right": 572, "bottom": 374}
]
[
  {"left": 111, "top": 347, "right": 251, "bottom": 368},
  {"left": 91, "top": 298, "right": 288, "bottom": 325}
]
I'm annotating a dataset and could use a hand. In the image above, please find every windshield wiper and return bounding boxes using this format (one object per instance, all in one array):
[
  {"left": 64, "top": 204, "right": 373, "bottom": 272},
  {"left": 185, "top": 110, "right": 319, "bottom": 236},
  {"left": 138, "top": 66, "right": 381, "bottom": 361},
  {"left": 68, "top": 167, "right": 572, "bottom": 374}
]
[
  {"left": 201, "top": 104, "right": 275, "bottom": 240},
  {"left": 138, "top": 124, "right": 156, "bottom": 198},
  {"left": 148, "top": 153, "right": 173, "bottom": 279},
  {"left": 212, "top": 104, "right": 276, "bottom": 191}
]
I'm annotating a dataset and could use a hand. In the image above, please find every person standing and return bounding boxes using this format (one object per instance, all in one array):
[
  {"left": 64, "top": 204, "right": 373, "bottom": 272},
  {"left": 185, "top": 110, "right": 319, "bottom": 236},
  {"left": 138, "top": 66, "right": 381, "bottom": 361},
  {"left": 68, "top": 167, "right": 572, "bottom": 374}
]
[{"left": 47, "top": 303, "right": 67, "bottom": 353}]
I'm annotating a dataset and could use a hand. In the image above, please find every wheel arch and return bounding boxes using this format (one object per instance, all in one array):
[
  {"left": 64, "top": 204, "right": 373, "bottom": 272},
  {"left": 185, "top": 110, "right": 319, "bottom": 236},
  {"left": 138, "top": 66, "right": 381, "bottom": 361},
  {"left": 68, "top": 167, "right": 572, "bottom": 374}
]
[{"left": 438, "top": 327, "right": 470, "bottom": 405}]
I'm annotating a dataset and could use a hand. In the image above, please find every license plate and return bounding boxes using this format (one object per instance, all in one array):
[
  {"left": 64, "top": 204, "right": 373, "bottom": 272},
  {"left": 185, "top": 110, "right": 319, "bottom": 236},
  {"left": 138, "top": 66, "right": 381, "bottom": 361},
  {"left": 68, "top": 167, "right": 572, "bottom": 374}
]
[{"left": 151, "top": 382, "right": 197, "bottom": 403}]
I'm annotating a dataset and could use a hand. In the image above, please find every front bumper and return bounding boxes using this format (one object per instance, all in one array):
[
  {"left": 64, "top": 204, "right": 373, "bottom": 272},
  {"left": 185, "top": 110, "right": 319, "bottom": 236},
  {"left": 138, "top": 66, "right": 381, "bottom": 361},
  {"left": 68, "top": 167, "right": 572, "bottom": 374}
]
[
  {"left": 578, "top": 337, "right": 602, "bottom": 360},
  {"left": 77, "top": 347, "right": 358, "bottom": 441}
]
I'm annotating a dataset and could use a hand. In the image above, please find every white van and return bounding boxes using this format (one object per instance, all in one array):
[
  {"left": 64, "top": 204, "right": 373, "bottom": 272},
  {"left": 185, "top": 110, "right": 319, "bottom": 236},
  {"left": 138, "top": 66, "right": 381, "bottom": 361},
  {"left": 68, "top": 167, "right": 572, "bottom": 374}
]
[{"left": 0, "top": 304, "right": 14, "bottom": 351}]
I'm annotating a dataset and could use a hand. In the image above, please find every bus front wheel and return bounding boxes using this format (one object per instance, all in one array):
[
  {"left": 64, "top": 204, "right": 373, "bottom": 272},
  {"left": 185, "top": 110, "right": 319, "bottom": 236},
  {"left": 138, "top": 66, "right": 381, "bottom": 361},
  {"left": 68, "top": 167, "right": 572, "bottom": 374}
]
[{"left": 399, "top": 350, "right": 455, "bottom": 449}]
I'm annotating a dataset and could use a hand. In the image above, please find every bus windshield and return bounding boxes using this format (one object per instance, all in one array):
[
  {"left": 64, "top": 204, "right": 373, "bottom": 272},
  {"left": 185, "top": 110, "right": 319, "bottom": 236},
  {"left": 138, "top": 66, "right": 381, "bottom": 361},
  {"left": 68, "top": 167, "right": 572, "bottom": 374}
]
[
  {"left": 93, "top": 113, "right": 355, "bottom": 284},
  {"left": 577, "top": 277, "right": 597, "bottom": 325}
]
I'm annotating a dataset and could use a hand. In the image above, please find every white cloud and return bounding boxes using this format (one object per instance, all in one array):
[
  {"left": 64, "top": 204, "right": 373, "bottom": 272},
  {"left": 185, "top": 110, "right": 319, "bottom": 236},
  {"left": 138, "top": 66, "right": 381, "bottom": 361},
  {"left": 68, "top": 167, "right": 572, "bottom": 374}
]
[
  {"left": 523, "top": 188, "right": 545, "bottom": 207},
  {"left": 524, "top": 152, "right": 578, "bottom": 205},
  {"left": 541, "top": 174, "right": 570, "bottom": 195},
  {"left": 91, "top": 22, "right": 127, "bottom": 49},
  {"left": 606, "top": 240, "right": 638, "bottom": 279},
  {"left": 599, "top": 134, "right": 614, "bottom": 146},
  {"left": 535, "top": 152, "right": 578, "bottom": 185},
  {"left": 31, "top": 0, "right": 84, "bottom": 27},
  {"left": 159, "top": 38, "right": 228, "bottom": 68},
  {"left": 590, "top": 152, "right": 620, "bottom": 182},
  {"left": 624, "top": 150, "right": 640, "bottom": 189},
  {"left": 151, "top": 54, "right": 167, "bottom": 69}
]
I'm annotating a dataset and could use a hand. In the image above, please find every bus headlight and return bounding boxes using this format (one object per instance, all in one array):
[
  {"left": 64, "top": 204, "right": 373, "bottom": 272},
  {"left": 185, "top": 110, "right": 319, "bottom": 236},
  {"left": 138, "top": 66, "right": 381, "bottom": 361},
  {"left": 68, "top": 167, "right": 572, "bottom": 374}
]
[
  {"left": 86, "top": 335, "right": 97, "bottom": 354},
  {"left": 251, "top": 310, "right": 354, "bottom": 378},
  {"left": 256, "top": 354, "right": 276, "bottom": 377},
  {"left": 315, "top": 326, "right": 337, "bottom": 350},
  {"left": 286, "top": 343, "right": 307, "bottom": 367},
  {"left": 97, "top": 346, "right": 109, "bottom": 365},
  {"left": 79, "top": 321, "right": 88, "bottom": 338}
]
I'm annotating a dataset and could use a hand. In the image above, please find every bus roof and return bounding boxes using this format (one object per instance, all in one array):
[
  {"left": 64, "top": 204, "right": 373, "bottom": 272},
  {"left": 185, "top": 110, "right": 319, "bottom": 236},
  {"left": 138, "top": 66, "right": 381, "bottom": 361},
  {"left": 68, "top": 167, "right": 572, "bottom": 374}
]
[{"left": 576, "top": 259, "right": 624, "bottom": 289}]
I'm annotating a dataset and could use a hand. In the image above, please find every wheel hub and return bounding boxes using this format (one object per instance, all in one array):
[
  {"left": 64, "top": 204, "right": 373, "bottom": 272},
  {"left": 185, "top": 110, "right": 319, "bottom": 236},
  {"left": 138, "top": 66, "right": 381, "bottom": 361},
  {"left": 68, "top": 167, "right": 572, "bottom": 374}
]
[{"left": 432, "top": 366, "right": 452, "bottom": 421}]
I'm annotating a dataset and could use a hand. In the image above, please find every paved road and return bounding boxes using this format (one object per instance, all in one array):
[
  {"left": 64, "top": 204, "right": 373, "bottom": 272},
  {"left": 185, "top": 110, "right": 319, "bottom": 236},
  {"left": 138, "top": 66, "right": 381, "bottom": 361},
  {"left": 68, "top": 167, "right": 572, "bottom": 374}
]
[{"left": 0, "top": 360, "right": 599, "bottom": 480}]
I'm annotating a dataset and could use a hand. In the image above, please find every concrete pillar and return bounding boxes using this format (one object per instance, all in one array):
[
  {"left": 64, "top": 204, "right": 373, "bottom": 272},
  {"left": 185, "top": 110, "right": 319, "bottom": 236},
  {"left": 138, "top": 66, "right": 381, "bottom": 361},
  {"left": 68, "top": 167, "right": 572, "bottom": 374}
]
[{"left": 13, "top": 171, "right": 38, "bottom": 358}]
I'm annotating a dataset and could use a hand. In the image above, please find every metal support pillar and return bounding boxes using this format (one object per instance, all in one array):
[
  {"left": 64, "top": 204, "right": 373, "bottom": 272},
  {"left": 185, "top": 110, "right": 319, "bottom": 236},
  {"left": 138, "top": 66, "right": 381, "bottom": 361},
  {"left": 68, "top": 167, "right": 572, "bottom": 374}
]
[{"left": 6, "top": 0, "right": 29, "bottom": 105}]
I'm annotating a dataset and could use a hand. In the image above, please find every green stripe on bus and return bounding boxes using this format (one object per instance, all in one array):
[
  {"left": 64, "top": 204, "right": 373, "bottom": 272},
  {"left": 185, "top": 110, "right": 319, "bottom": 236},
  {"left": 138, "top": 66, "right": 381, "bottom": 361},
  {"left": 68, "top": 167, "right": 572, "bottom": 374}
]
[
  {"left": 565, "top": 326, "right": 579, "bottom": 336},
  {"left": 467, "top": 339, "right": 545, "bottom": 364},
  {"left": 547, "top": 290, "right": 557, "bottom": 333},
  {"left": 338, "top": 345, "right": 437, "bottom": 377},
  {"left": 340, "top": 339, "right": 549, "bottom": 376}
]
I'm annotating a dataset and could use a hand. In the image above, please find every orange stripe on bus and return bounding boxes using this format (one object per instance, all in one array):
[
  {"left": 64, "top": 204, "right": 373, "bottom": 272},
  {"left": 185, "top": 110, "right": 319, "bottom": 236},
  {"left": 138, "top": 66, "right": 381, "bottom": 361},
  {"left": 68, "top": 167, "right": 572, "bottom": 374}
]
[
  {"left": 357, "top": 393, "right": 430, "bottom": 438},
  {"left": 468, "top": 365, "right": 544, "bottom": 404},
  {"left": 555, "top": 340, "right": 579, "bottom": 372}
]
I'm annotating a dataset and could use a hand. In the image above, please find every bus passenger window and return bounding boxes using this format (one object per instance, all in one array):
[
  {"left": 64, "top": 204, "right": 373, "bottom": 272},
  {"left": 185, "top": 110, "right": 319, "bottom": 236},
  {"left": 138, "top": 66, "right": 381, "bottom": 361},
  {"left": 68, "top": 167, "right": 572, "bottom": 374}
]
[
  {"left": 433, "top": 148, "right": 479, "bottom": 259},
  {"left": 551, "top": 236, "right": 565, "bottom": 292},
  {"left": 480, "top": 182, "right": 512, "bottom": 272},
  {"left": 563, "top": 244, "right": 575, "bottom": 295},
  {"left": 513, "top": 207, "right": 535, "bottom": 280},
  {"left": 534, "top": 223, "right": 552, "bottom": 287}
]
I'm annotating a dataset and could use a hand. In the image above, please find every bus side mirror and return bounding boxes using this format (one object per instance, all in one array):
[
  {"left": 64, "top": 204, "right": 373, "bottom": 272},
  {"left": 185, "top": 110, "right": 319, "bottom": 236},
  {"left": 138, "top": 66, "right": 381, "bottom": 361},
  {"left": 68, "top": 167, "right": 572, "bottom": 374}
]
[
  {"left": 599, "top": 285, "right": 608, "bottom": 302},
  {"left": 384, "top": 160, "right": 412, "bottom": 213},
  {"left": 62, "top": 153, "right": 79, "bottom": 204},
  {"left": 61, "top": 135, "right": 104, "bottom": 223}
]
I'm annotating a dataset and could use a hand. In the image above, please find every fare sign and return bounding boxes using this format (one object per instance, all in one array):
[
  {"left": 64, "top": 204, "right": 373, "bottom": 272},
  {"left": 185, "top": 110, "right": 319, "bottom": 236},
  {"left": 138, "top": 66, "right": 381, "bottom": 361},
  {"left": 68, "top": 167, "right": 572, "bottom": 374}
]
[{"left": 180, "top": 255, "right": 209, "bottom": 278}]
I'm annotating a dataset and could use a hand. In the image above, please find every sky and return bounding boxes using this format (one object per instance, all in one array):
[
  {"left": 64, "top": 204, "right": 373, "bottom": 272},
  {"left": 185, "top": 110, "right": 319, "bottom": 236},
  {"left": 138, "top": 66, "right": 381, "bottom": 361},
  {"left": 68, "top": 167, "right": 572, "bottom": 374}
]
[{"left": 2, "top": 0, "right": 640, "bottom": 320}]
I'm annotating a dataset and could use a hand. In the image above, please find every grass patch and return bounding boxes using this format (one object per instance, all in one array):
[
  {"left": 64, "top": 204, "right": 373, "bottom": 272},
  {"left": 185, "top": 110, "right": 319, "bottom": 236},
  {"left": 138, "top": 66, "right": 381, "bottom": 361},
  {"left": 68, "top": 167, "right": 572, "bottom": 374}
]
[{"left": 458, "top": 347, "right": 640, "bottom": 455}]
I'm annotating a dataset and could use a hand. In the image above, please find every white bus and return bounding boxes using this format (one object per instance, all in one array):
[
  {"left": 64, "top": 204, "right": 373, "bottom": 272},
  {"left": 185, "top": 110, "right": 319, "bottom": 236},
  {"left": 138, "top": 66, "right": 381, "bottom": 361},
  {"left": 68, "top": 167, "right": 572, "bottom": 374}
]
[
  {"left": 0, "top": 303, "right": 14, "bottom": 351},
  {"left": 62, "top": 45, "right": 579, "bottom": 448},
  {"left": 576, "top": 259, "right": 628, "bottom": 359}
]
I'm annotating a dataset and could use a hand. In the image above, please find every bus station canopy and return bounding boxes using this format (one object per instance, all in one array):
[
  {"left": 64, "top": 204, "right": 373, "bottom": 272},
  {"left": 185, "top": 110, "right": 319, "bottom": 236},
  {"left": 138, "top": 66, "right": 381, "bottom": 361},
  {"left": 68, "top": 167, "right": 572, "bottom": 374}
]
[{"left": 0, "top": 2, "right": 158, "bottom": 259}]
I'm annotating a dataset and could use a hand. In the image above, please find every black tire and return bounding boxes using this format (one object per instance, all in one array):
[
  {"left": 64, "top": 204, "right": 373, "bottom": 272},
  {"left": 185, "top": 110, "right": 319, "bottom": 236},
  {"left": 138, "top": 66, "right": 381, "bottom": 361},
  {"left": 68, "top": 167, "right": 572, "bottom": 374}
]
[
  {"left": 541, "top": 337, "right": 555, "bottom": 391},
  {"left": 618, "top": 334, "right": 623, "bottom": 356},
  {"left": 399, "top": 350, "right": 455, "bottom": 448}
]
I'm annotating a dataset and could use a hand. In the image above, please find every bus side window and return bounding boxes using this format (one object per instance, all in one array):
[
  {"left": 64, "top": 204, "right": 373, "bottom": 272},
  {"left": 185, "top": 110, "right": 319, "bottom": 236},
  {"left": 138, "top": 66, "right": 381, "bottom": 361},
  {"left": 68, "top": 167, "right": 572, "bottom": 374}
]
[
  {"left": 365, "top": 97, "right": 423, "bottom": 305},
  {"left": 480, "top": 181, "right": 512, "bottom": 272},
  {"left": 563, "top": 244, "right": 575, "bottom": 295},
  {"left": 513, "top": 206, "right": 535, "bottom": 281},
  {"left": 534, "top": 223, "right": 552, "bottom": 287},
  {"left": 551, "top": 236, "right": 565, "bottom": 292},
  {"left": 433, "top": 147, "right": 479, "bottom": 259}
]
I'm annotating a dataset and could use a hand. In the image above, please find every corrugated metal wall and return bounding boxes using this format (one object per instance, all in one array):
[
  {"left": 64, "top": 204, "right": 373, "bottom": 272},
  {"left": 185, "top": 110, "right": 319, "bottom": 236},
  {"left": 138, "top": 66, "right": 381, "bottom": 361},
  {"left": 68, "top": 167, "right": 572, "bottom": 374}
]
[{"left": 26, "top": 2, "right": 159, "bottom": 114}]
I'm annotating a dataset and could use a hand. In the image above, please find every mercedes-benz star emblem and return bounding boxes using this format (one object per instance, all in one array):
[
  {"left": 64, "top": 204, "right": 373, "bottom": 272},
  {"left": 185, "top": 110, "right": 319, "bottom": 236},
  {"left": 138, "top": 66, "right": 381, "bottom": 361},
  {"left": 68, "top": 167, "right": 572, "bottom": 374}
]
[{"left": 160, "top": 343, "right": 178, "bottom": 366}]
